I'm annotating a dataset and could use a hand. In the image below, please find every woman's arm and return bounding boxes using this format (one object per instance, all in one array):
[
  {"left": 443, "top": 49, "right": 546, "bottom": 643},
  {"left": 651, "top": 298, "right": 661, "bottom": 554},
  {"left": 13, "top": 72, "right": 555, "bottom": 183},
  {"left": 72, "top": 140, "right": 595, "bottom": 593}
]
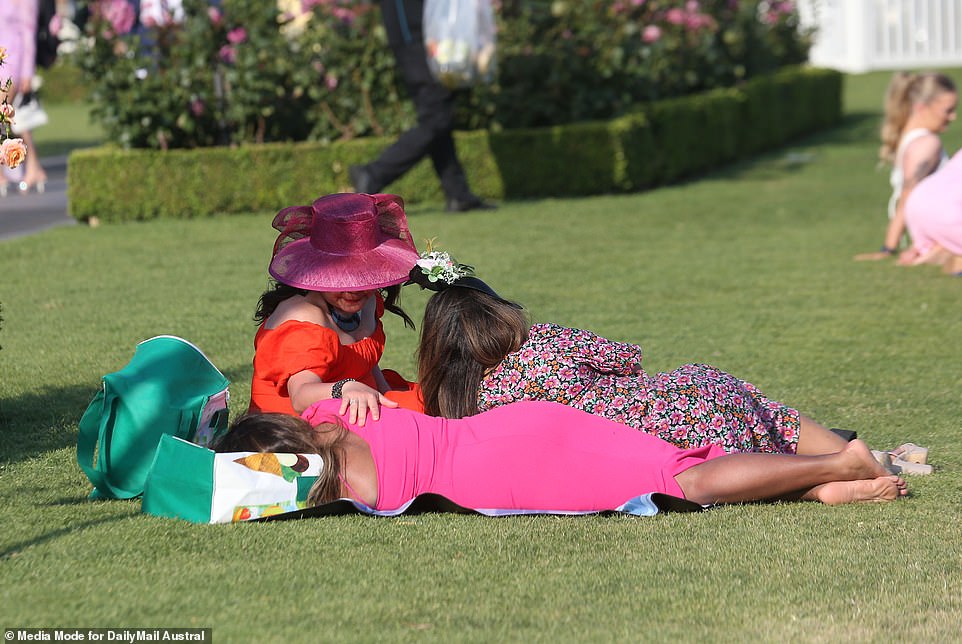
[
  {"left": 548, "top": 324, "right": 644, "bottom": 375},
  {"left": 884, "top": 134, "right": 944, "bottom": 252},
  {"left": 287, "top": 369, "right": 397, "bottom": 425}
]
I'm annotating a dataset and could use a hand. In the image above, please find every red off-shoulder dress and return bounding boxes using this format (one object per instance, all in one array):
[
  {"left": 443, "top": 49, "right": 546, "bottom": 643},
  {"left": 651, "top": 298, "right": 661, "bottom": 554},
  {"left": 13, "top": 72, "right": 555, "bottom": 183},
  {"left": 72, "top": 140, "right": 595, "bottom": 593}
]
[{"left": 249, "top": 295, "right": 422, "bottom": 415}]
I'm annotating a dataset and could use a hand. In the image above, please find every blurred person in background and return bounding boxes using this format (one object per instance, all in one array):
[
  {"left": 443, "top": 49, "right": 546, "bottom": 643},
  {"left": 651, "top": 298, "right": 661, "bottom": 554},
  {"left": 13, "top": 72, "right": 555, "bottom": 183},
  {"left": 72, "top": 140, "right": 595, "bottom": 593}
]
[
  {"left": 855, "top": 72, "right": 957, "bottom": 261},
  {"left": 0, "top": 0, "right": 48, "bottom": 196},
  {"left": 349, "top": 0, "right": 494, "bottom": 213}
]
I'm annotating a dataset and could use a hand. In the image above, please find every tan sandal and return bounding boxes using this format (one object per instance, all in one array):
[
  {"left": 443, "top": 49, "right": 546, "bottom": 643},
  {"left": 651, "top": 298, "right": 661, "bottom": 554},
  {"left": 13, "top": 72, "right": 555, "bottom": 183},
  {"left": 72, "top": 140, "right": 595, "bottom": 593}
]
[
  {"left": 889, "top": 457, "right": 932, "bottom": 476},
  {"left": 890, "top": 443, "right": 928, "bottom": 464}
]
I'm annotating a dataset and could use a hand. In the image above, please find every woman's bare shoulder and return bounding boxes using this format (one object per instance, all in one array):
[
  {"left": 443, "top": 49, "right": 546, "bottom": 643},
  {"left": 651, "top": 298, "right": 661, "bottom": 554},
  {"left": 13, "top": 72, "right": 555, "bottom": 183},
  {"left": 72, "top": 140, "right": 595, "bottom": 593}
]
[{"left": 267, "top": 296, "right": 327, "bottom": 328}]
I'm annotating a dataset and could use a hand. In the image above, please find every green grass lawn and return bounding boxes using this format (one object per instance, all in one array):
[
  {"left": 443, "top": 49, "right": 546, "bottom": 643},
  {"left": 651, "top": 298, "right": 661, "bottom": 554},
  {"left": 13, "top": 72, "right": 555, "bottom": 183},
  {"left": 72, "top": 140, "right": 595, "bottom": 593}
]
[
  {"left": 2, "top": 69, "right": 962, "bottom": 641},
  {"left": 30, "top": 64, "right": 105, "bottom": 159},
  {"left": 31, "top": 102, "right": 104, "bottom": 158}
]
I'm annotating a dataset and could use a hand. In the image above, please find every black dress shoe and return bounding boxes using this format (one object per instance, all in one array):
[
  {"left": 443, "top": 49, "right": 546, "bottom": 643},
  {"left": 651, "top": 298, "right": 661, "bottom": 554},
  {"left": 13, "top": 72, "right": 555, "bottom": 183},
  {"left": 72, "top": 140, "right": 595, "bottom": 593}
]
[
  {"left": 349, "top": 164, "right": 377, "bottom": 194},
  {"left": 445, "top": 195, "right": 497, "bottom": 213}
]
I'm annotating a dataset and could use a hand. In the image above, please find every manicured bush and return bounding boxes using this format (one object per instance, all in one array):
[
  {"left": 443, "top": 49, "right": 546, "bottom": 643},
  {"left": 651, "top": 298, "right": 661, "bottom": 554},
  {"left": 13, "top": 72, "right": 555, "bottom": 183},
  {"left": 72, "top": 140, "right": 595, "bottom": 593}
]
[
  {"left": 67, "top": 66, "right": 842, "bottom": 220},
  {"left": 69, "top": 0, "right": 813, "bottom": 149}
]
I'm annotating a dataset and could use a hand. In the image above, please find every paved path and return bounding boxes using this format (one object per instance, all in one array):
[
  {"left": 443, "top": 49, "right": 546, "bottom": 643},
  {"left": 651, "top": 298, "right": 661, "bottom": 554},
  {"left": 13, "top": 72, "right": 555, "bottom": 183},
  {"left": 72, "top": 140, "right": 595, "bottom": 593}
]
[{"left": 0, "top": 155, "right": 75, "bottom": 242}]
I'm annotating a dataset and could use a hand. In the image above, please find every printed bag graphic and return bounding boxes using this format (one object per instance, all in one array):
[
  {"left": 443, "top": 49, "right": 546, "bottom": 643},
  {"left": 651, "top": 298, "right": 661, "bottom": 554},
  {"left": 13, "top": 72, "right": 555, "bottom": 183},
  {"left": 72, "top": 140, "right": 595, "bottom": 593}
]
[{"left": 143, "top": 435, "right": 324, "bottom": 524}]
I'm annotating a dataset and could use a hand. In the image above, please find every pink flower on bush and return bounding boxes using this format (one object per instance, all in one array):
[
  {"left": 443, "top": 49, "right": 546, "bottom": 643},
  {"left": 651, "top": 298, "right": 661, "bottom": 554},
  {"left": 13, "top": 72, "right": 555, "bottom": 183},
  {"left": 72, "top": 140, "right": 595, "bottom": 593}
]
[
  {"left": 49, "top": 14, "right": 63, "bottom": 37},
  {"left": 331, "top": 7, "right": 357, "bottom": 24},
  {"left": 665, "top": 8, "right": 685, "bottom": 25},
  {"left": 208, "top": 6, "right": 223, "bottom": 26},
  {"left": 763, "top": 1, "right": 797, "bottom": 24},
  {"left": 0, "top": 137, "right": 27, "bottom": 169},
  {"left": 190, "top": 98, "right": 205, "bottom": 117},
  {"left": 685, "top": 12, "right": 716, "bottom": 31},
  {"left": 641, "top": 24, "right": 661, "bottom": 43},
  {"left": 0, "top": 102, "right": 14, "bottom": 121},
  {"left": 218, "top": 45, "right": 236, "bottom": 64},
  {"left": 94, "top": 0, "right": 136, "bottom": 37},
  {"left": 325, "top": 73, "right": 338, "bottom": 90},
  {"left": 227, "top": 28, "right": 247, "bottom": 44}
]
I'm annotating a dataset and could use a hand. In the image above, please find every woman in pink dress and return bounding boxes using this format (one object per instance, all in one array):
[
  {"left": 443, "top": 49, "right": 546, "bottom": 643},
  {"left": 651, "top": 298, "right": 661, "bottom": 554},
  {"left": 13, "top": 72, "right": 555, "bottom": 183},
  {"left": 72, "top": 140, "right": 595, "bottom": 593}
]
[
  {"left": 215, "top": 399, "right": 906, "bottom": 512},
  {"left": 0, "top": 0, "right": 48, "bottom": 195},
  {"left": 902, "top": 149, "right": 962, "bottom": 274}
]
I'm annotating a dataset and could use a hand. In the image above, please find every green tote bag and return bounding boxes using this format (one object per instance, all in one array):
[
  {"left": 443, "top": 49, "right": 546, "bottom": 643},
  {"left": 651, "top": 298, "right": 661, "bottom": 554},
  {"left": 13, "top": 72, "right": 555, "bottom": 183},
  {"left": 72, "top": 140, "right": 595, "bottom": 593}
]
[{"left": 77, "top": 335, "right": 230, "bottom": 500}]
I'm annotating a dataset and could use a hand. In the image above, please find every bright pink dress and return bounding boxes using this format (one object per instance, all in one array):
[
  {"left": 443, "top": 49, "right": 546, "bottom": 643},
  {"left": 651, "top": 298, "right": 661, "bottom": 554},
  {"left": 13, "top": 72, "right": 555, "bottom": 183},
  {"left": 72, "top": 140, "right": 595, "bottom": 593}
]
[
  {"left": 905, "top": 150, "right": 962, "bottom": 256},
  {"left": 302, "top": 399, "right": 725, "bottom": 512},
  {"left": 0, "top": 0, "right": 38, "bottom": 85}
]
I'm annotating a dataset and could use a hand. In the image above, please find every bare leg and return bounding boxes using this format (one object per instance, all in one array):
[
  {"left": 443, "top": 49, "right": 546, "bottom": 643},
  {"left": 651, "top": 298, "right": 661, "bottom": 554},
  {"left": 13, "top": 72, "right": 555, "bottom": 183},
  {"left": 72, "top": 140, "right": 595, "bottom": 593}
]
[
  {"left": 794, "top": 415, "right": 848, "bottom": 455},
  {"left": 675, "top": 440, "right": 906, "bottom": 505},
  {"left": 901, "top": 243, "right": 950, "bottom": 266},
  {"left": 19, "top": 130, "right": 47, "bottom": 189},
  {"left": 941, "top": 254, "right": 962, "bottom": 275}
]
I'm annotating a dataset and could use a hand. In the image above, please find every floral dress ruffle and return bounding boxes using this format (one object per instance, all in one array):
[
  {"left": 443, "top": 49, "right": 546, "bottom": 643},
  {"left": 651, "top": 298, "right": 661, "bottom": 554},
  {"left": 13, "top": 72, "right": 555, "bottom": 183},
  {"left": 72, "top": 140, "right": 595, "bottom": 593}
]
[{"left": 477, "top": 323, "right": 800, "bottom": 453}]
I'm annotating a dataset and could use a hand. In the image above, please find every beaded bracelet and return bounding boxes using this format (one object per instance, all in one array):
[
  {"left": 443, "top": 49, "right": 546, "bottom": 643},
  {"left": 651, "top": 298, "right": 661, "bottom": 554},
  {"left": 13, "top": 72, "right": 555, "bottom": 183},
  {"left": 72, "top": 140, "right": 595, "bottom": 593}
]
[
  {"left": 880, "top": 245, "right": 897, "bottom": 255},
  {"left": 331, "top": 378, "right": 356, "bottom": 399}
]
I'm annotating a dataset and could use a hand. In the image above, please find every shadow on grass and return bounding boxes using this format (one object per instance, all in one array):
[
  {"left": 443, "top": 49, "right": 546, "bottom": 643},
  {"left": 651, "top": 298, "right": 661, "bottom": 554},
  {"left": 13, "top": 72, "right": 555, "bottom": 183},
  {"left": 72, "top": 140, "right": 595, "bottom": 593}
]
[
  {"left": 804, "top": 111, "right": 881, "bottom": 145},
  {"left": 701, "top": 112, "right": 882, "bottom": 183},
  {"left": 0, "top": 363, "right": 251, "bottom": 465},
  {"left": 0, "top": 382, "right": 99, "bottom": 463},
  {"left": 0, "top": 512, "right": 140, "bottom": 561}
]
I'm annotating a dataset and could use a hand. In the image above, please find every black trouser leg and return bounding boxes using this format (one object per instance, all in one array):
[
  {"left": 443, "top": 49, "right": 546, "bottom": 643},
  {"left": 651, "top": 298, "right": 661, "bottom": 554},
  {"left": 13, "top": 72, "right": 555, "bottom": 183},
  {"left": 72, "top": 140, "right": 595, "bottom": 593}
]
[{"left": 365, "top": 41, "right": 473, "bottom": 200}]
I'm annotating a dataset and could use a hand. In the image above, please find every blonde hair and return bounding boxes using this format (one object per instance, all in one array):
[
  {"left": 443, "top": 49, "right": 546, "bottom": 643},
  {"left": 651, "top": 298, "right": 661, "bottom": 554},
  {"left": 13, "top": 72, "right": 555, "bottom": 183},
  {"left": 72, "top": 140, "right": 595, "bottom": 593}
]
[{"left": 879, "top": 71, "right": 957, "bottom": 163}]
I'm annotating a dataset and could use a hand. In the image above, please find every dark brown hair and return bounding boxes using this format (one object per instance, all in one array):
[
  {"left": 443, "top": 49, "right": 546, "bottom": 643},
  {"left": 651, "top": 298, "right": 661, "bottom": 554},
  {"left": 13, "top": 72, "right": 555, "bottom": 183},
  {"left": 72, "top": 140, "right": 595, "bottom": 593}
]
[
  {"left": 213, "top": 413, "right": 347, "bottom": 506},
  {"left": 254, "top": 281, "right": 414, "bottom": 329},
  {"left": 417, "top": 288, "right": 529, "bottom": 418}
]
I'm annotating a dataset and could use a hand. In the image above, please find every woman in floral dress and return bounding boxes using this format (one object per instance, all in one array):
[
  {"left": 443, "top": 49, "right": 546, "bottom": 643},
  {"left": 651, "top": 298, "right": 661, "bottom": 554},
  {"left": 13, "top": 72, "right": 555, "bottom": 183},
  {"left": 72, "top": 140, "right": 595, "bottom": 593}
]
[{"left": 412, "top": 262, "right": 848, "bottom": 456}]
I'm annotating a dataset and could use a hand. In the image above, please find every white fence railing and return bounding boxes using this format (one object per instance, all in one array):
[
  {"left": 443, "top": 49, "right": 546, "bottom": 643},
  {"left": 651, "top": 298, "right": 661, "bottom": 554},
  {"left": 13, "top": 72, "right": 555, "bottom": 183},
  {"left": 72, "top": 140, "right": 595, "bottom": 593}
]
[{"left": 798, "top": 0, "right": 962, "bottom": 73}]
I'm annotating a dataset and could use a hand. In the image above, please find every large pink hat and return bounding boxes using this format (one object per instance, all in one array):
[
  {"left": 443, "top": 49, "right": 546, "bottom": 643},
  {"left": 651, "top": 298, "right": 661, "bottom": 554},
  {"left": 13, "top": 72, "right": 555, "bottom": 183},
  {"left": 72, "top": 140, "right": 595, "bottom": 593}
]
[{"left": 268, "top": 193, "right": 419, "bottom": 292}]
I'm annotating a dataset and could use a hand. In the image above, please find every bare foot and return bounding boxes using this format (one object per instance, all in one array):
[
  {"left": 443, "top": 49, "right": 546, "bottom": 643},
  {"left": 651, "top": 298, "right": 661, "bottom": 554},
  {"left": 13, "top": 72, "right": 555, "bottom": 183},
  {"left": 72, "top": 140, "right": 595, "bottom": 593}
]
[
  {"left": 811, "top": 476, "right": 905, "bottom": 505},
  {"left": 912, "top": 245, "right": 951, "bottom": 266},
  {"left": 942, "top": 254, "right": 962, "bottom": 275},
  {"left": 840, "top": 439, "right": 894, "bottom": 480},
  {"left": 897, "top": 248, "right": 920, "bottom": 265}
]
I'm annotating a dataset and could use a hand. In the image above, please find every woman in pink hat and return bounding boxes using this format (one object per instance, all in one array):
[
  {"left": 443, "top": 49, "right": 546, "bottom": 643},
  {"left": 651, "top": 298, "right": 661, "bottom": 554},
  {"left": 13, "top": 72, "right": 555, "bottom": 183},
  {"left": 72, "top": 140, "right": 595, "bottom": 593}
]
[{"left": 248, "top": 193, "right": 421, "bottom": 424}]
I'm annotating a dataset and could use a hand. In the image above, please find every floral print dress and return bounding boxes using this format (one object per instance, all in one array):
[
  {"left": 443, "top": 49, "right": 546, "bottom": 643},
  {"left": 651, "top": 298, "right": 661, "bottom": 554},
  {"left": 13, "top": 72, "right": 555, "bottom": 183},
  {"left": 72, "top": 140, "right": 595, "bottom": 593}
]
[{"left": 476, "top": 323, "right": 801, "bottom": 454}]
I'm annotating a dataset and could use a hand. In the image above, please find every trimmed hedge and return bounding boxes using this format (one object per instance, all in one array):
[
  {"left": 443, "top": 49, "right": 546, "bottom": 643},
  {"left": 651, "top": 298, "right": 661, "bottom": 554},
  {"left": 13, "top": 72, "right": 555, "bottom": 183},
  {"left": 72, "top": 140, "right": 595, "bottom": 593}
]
[{"left": 67, "top": 66, "right": 841, "bottom": 222}]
